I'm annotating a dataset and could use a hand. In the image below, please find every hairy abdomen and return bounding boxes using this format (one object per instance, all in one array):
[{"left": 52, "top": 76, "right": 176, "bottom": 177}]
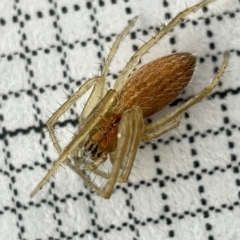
[{"left": 114, "top": 53, "right": 196, "bottom": 117}]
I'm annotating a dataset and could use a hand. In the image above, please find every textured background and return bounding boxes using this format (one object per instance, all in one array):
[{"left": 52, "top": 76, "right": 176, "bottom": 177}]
[{"left": 0, "top": 0, "right": 239, "bottom": 239}]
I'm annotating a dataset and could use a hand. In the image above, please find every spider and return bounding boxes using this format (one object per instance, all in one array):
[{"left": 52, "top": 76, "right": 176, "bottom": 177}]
[{"left": 31, "top": 0, "right": 229, "bottom": 198}]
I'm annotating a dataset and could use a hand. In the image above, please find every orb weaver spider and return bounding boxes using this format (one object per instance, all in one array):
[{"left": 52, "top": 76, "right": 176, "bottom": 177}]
[{"left": 31, "top": 0, "right": 229, "bottom": 198}]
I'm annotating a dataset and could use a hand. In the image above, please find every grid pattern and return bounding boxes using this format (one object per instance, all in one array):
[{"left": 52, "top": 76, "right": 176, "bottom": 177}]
[{"left": 0, "top": 0, "right": 240, "bottom": 239}]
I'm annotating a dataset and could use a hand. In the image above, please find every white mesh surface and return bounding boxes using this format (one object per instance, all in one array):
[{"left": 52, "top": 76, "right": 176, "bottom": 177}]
[{"left": 0, "top": 0, "right": 239, "bottom": 239}]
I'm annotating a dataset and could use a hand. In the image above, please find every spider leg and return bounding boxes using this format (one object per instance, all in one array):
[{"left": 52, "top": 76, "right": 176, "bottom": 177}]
[
  {"left": 143, "top": 51, "right": 229, "bottom": 138},
  {"left": 46, "top": 77, "right": 102, "bottom": 155},
  {"left": 101, "top": 17, "right": 137, "bottom": 78},
  {"left": 88, "top": 168, "right": 110, "bottom": 179},
  {"left": 114, "top": 0, "right": 216, "bottom": 92},
  {"left": 31, "top": 89, "right": 118, "bottom": 197},
  {"left": 114, "top": 107, "right": 144, "bottom": 183},
  {"left": 80, "top": 17, "right": 137, "bottom": 122},
  {"left": 142, "top": 114, "right": 182, "bottom": 142},
  {"left": 84, "top": 155, "right": 107, "bottom": 171},
  {"left": 65, "top": 155, "right": 111, "bottom": 183}
]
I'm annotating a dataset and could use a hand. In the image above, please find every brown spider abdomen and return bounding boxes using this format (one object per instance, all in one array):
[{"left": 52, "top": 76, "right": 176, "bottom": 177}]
[{"left": 114, "top": 53, "right": 196, "bottom": 118}]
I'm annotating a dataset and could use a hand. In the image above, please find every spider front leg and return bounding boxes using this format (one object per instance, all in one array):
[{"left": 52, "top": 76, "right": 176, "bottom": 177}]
[
  {"left": 143, "top": 51, "right": 229, "bottom": 142},
  {"left": 80, "top": 17, "right": 137, "bottom": 122},
  {"left": 112, "top": 107, "right": 144, "bottom": 184},
  {"left": 46, "top": 77, "right": 103, "bottom": 155}
]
